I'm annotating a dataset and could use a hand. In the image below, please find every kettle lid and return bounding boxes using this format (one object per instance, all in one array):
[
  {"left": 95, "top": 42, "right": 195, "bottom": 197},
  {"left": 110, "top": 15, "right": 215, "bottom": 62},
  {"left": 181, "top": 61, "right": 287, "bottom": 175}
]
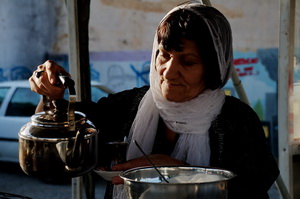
[
  {"left": 27, "top": 99, "right": 87, "bottom": 138},
  {"left": 32, "top": 110, "right": 86, "bottom": 126},
  {"left": 33, "top": 98, "right": 85, "bottom": 123},
  {"left": 28, "top": 111, "right": 87, "bottom": 138}
]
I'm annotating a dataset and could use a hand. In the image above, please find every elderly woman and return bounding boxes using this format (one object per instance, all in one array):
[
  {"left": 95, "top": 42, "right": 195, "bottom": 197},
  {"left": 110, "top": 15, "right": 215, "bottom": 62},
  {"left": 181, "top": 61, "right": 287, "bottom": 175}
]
[{"left": 30, "top": 1, "right": 279, "bottom": 198}]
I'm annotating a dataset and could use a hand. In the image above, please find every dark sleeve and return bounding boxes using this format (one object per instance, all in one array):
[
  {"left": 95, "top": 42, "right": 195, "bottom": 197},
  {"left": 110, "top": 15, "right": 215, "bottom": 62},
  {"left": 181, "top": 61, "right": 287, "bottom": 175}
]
[
  {"left": 210, "top": 96, "right": 279, "bottom": 199},
  {"left": 76, "top": 86, "right": 149, "bottom": 166}
]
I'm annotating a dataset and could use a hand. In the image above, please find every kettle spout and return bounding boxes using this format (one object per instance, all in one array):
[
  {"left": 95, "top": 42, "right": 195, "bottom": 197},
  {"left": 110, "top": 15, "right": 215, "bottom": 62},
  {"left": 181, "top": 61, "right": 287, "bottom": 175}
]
[{"left": 65, "top": 127, "right": 86, "bottom": 170}]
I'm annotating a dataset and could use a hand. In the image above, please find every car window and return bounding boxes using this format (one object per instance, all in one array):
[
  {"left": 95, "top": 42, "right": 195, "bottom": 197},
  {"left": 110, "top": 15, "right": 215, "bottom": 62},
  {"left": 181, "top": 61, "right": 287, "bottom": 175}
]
[
  {"left": 63, "top": 85, "right": 111, "bottom": 102},
  {"left": 0, "top": 87, "right": 10, "bottom": 108},
  {"left": 6, "top": 88, "right": 40, "bottom": 117},
  {"left": 91, "top": 86, "right": 110, "bottom": 102}
]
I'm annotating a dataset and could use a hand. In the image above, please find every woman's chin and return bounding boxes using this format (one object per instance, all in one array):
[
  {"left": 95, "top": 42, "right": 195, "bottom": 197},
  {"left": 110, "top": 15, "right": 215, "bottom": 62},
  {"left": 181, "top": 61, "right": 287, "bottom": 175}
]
[
  {"left": 163, "top": 94, "right": 184, "bottom": 102},
  {"left": 162, "top": 92, "right": 197, "bottom": 102}
]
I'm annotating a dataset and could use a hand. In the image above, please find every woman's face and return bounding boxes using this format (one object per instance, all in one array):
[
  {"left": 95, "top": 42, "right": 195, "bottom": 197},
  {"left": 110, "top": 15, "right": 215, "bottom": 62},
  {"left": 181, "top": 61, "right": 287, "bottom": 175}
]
[{"left": 155, "top": 39, "right": 206, "bottom": 102}]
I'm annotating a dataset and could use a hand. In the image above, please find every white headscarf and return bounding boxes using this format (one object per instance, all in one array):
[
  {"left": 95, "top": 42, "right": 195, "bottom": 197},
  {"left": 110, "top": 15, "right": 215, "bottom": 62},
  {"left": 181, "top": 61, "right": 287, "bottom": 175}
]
[
  {"left": 126, "top": 2, "right": 233, "bottom": 165},
  {"left": 115, "top": 2, "right": 234, "bottom": 198}
]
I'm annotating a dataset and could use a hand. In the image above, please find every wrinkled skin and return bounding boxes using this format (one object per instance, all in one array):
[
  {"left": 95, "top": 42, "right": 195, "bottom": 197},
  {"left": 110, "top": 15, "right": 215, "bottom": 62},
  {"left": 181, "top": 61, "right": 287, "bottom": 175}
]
[
  {"left": 156, "top": 39, "right": 206, "bottom": 102},
  {"left": 29, "top": 60, "right": 68, "bottom": 112}
]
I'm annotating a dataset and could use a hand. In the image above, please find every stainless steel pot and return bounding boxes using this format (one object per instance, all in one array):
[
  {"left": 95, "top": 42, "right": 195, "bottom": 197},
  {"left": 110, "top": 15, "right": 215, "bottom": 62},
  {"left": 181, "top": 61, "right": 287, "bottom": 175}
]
[
  {"left": 18, "top": 75, "right": 98, "bottom": 178},
  {"left": 120, "top": 166, "right": 236, "bottom": 199}
]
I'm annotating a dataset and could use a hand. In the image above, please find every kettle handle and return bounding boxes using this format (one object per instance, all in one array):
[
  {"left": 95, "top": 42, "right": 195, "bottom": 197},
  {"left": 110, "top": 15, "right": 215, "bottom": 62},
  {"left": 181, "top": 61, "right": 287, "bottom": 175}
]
[
  {"left": 58, "top": 74, "right": 76, "bottom": 132},
  {"left": 42, "top": 74, "right": 76, "bottom": 132}
]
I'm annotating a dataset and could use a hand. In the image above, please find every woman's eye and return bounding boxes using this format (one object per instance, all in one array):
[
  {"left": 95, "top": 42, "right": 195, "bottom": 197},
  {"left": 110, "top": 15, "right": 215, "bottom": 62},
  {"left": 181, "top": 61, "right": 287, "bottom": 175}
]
[
  {"left": 157, "top": 52, "right": 170, "bottom": 63},
  {"left": 182, "top": 59, "right": 196, "bottom": 66}
]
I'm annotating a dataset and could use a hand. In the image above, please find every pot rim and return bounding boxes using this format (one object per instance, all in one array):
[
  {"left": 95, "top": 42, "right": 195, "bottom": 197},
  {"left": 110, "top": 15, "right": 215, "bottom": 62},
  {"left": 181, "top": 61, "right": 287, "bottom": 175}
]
[
  {"left": 120, "top": 165, "right": 236, "bottom": 185},
  {"left": 31, "top": 111, "right": 86, "bottom": 125}
]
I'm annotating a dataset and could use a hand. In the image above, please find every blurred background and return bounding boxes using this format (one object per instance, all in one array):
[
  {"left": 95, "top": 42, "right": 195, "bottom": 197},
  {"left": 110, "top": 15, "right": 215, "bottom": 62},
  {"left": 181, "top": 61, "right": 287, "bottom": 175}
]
[{"left": 0, "top": 0, "right": 299, "bottom": 198}]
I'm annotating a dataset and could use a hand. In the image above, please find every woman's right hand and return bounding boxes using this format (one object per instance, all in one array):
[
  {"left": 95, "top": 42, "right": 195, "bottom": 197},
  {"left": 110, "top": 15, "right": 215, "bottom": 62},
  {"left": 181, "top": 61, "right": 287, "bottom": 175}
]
[{"left": 29, "top": 60, "right": 70, "bottom": 100}]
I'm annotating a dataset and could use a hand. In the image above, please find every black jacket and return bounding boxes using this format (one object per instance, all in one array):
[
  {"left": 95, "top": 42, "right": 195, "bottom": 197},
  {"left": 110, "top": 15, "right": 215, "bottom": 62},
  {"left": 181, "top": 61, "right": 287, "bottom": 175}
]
[{"left": 77, "top": 86, "right": 279, "bottom": 199}]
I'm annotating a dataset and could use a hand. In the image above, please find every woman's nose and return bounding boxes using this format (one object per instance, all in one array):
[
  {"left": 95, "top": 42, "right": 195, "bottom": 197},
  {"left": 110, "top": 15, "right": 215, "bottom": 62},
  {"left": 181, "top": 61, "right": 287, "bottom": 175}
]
[{"left": 163, "top": 59, "right": 180, "bottom": 80}]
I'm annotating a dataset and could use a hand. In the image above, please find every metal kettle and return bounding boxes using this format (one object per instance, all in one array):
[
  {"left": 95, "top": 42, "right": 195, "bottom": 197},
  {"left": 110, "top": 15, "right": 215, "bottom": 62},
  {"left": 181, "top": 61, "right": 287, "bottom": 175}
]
[{"left": 18, "top": 75, "right": 98, "bottom": 178}]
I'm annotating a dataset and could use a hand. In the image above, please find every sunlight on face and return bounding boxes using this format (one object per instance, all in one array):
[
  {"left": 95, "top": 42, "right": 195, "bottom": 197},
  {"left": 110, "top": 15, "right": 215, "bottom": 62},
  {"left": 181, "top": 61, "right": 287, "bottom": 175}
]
[{"left": 155, "top": 39, "right": 206, "bottom": 102}]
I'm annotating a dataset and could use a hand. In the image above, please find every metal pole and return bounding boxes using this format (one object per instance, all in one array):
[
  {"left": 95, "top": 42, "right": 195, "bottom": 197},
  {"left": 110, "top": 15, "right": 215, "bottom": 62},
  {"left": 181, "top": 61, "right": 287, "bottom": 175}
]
[
  {"left": 66, "top": 0, "right": 91, "bottom": 102},
  {"left": 72, "top": 177, "right": 82, "bottom": 199},
  {"left": 66, "top": 0, "right": 82, "bottom": 198},
  {"left": 230, "top": 69, "right": 250, "bottom": 105},
  {"left": 66, "top": 0, "right": 81, "bottom": 100},
  {"left": 278, "top": 0, "right": 296, "bottom": 198}
]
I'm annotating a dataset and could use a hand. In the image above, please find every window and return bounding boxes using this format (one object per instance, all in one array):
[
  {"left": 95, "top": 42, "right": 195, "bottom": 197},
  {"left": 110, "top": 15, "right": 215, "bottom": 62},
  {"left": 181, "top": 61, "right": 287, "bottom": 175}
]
[
  {"left": 91, "top": 86, "right": 110, "bottom": 102},
  {"left": 0, "top": 87, "right": 9, "bottom": 108},
  {"left": 6, "top": 88, "right": 40, "bottom": 116}
]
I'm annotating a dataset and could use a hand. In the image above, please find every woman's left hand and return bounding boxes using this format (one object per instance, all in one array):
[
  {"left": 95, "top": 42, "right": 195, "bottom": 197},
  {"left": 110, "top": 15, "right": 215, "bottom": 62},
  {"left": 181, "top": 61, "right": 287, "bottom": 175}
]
[{"left": 111, "top": 154, "right": 186, "bottom": 184}]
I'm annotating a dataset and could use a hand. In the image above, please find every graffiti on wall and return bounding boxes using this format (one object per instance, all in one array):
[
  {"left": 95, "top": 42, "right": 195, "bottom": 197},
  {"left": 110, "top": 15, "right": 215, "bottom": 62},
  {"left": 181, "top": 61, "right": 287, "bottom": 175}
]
[
  {"left": 0, "top": 50, "right": 278, "bottom": 113},
  {"left": 226, "top": 50, "right": 277, "bottom": 120},
  {"left": 225, "top": 49, "right": 278, "bottom": 156},
  {"left": 52, "top": 49, "right": 279, "bottom": 156},
  {"left": 89, "top": 61, "right": 150, "bottom": 92},
  {"left": 0, "top": 48, "right": 278, "bottom": 156},
  {"left": 85, "top": 50, "right": 278, "bottom": 119},
  {"left": 85, "top": 51, "right": 151, "bottom": 92},
  {"left": 47, "top": 50, "right": 278, "bottom": 116},
  {"left": 0, "top": 66, "right": 32, "bottom": 82}
]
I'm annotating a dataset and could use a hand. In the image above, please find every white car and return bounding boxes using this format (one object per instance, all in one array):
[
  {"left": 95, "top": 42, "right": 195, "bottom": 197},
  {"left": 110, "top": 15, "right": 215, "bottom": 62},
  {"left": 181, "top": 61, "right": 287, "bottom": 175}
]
[{"left": 0, "top": 80, "right": 114, "bottom": 163}]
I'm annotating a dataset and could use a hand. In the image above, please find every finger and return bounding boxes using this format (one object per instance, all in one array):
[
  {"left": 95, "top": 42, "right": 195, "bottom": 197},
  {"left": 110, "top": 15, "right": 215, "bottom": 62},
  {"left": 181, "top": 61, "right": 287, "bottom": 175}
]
[
  {"left": 30, "top": 69, "right": 64, "bottom": 98},
  {"left": 44, "top": 60, "right": 60, "bottom": 84},
  {"left": 112, "top": 176, "right": 124, "bottom": 185},
  {"left": 32, "top": 63, "right": 51, "bottom": 86},
  {"left": 32, "top": 69, "right": 51, "bottom": 90},
  {"left": 35, "top": 71, "right": 44, "bottom": 78},
  {"left": 29, "top": 75, "right": 50, "bottom": 96},
  {"left": 44, "top": 60, "right": 71, "bottom": 85},
  {"left": 37, "top": 64, "right": 45, "bottom": 71},
  {"left": 111, "top": 161, "right": 135, "bottom": 171},
  {"left": 29, "top": 76, "right": 39, "bottom": 93},
  {"left": 30, "top": 70, "right": 46, "bottom": 91},
  {"left": 111, "top": 157, "right": 149, "bottom": 171}
]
